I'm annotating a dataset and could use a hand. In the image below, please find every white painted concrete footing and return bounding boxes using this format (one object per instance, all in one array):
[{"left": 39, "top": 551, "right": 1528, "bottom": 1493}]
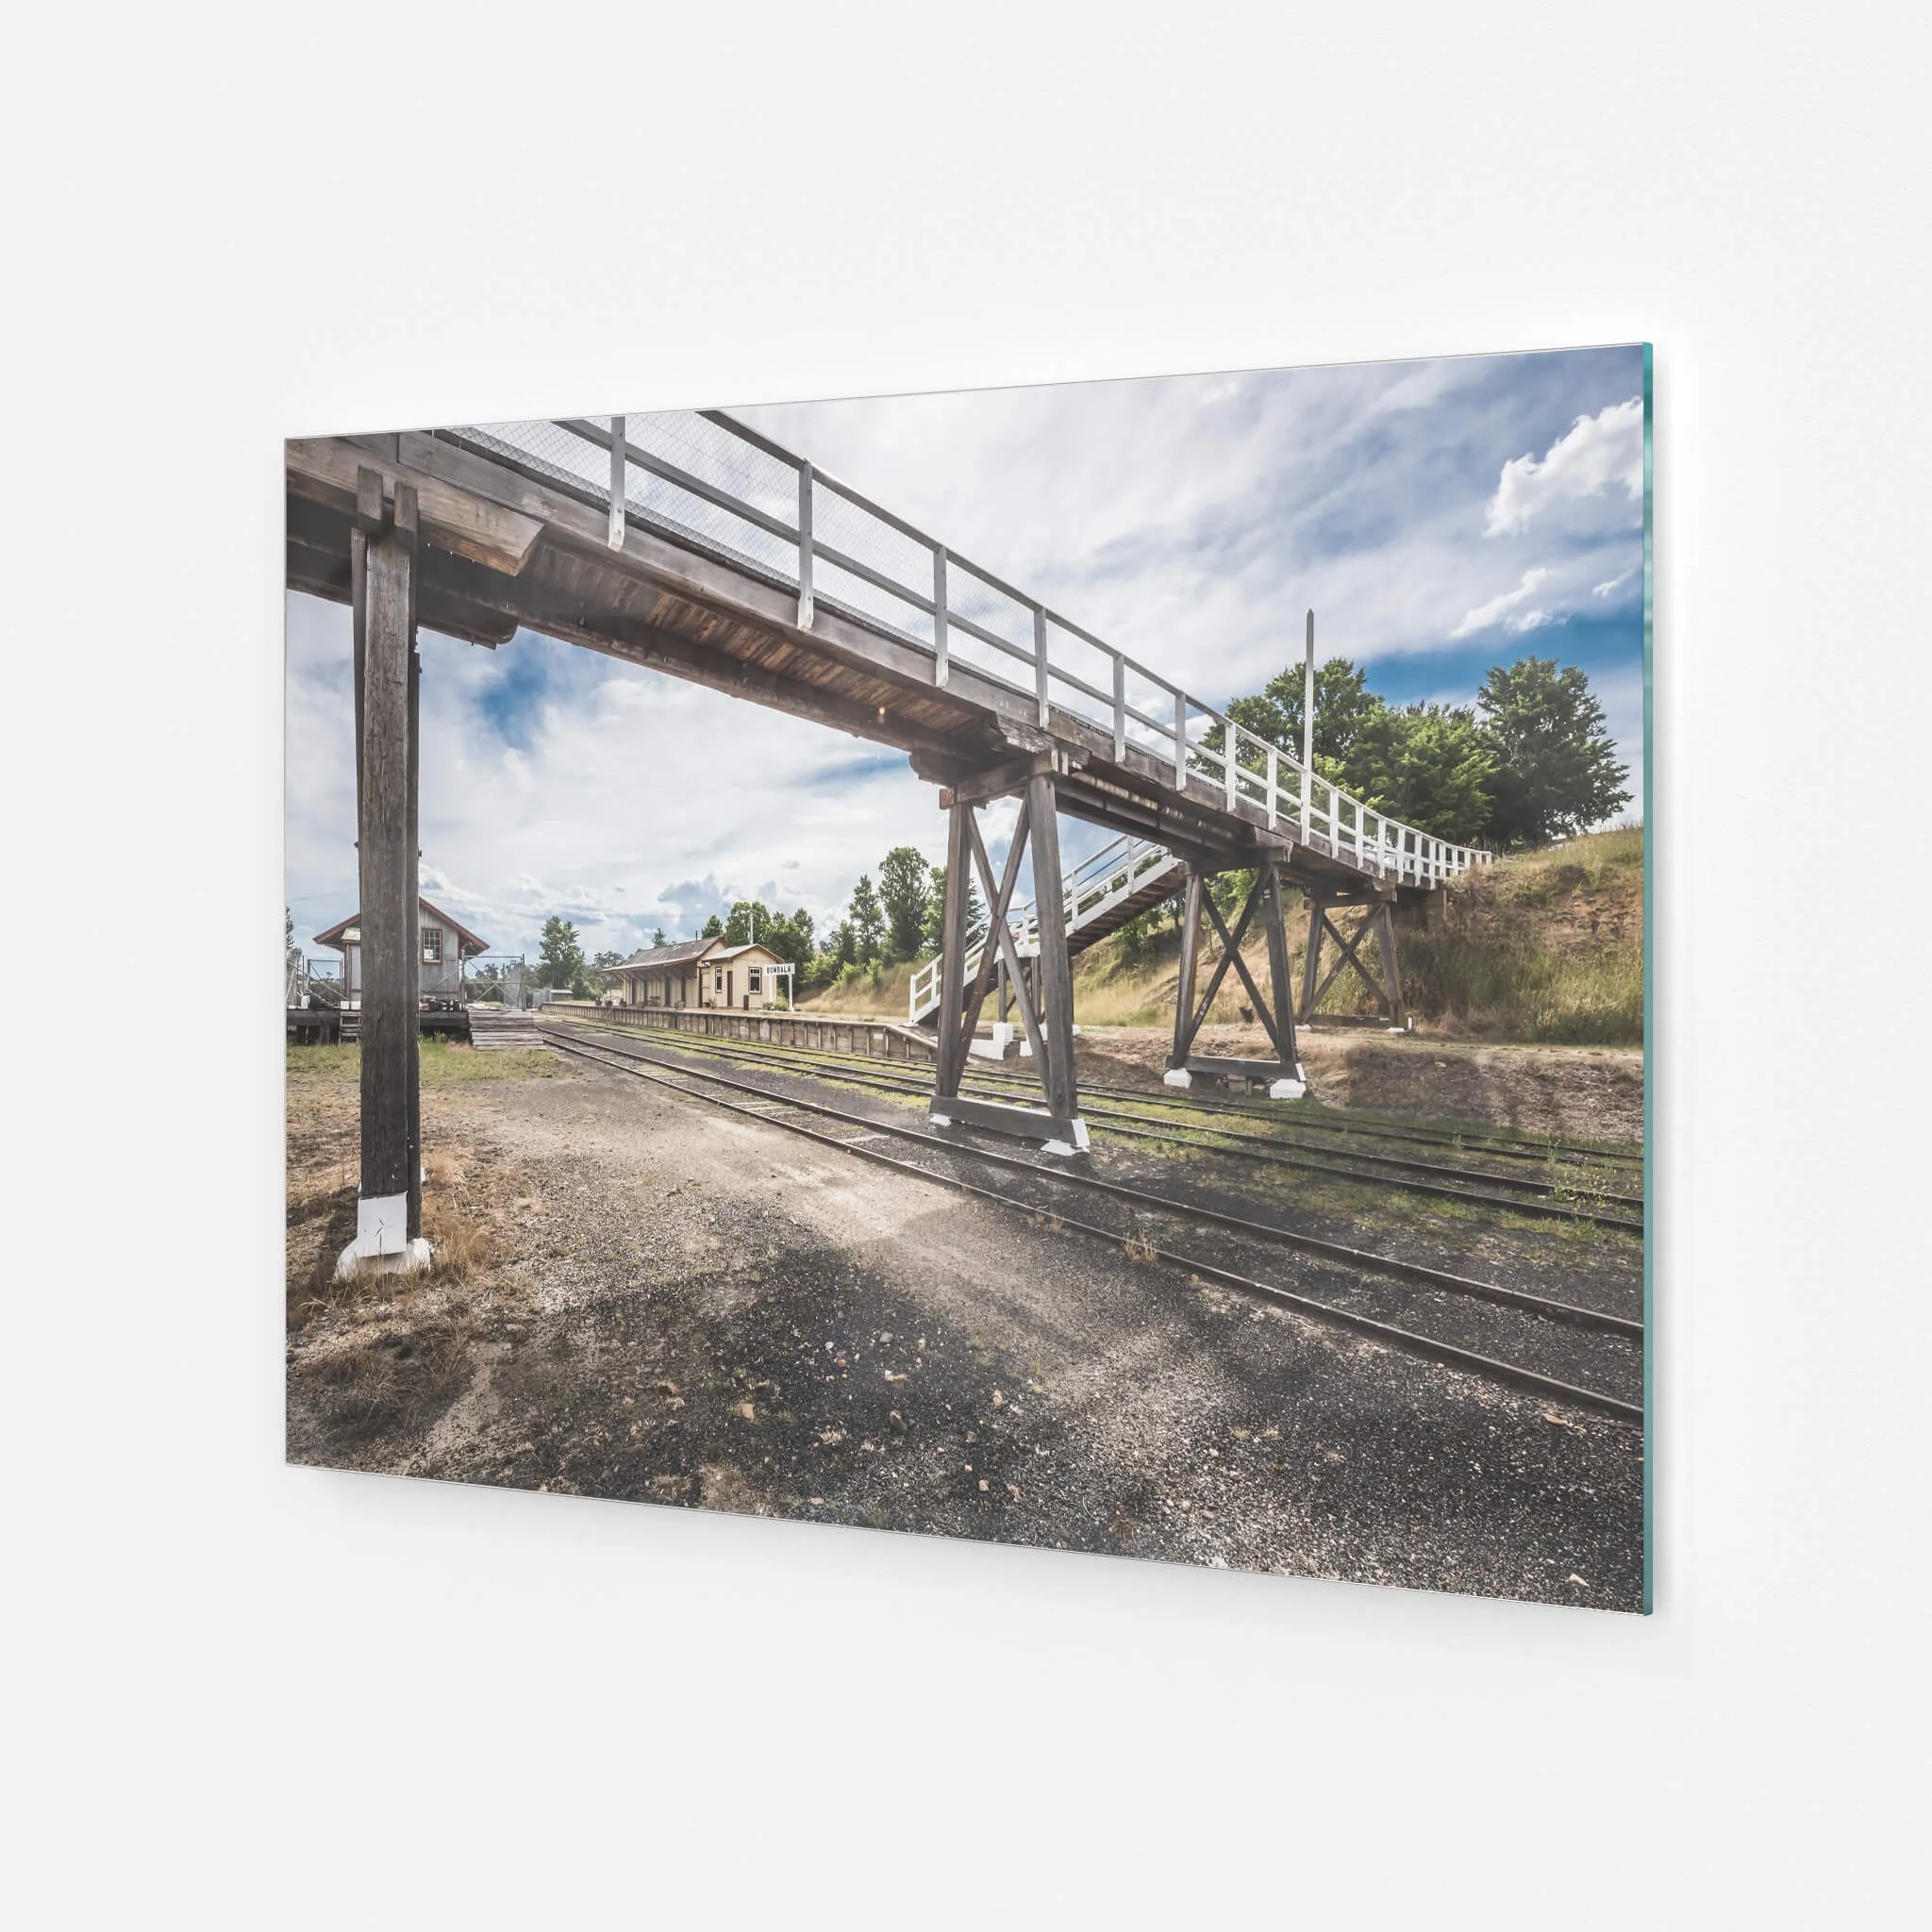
[
  {"left": 929, "top": 1113, "right": 953, "bottom": 1128},
  {"left": 969, "top": 1023, "right": 1012, "bottom": 1060},
  {"left": 1162, "top": 1068, "right": 1192, "bottom": 1089},
  {"left": 1267, "top": 1078, "right": 1307, "bottom": 1100},
  {"left": 333, "top": 1191, "right": 433, "bottom": 1282}
]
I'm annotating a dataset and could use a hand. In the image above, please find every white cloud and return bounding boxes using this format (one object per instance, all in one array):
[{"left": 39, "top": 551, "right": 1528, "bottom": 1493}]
[
  {"left": 1451, "top": 567, "right": 1552, "bottom": 639},
  {"left": 289, "top": 351, "right": 1649, "bottom": 957},
  {"left": 1593, "top": 565, "right": 1638, "bottom": 598},
  {"left": 1485, "top": 396, "right": 1643, "bottom": 537}
]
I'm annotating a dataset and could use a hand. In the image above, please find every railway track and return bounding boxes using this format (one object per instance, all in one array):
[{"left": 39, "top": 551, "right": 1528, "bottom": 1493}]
[
  {"left": 562, "top": 1014, "right": 1641, "bottom": 1172},
  {"left": 538, "top": 1023, "right": 1643, "bottom": 1424},
  {"left": 552, "top": 1016, "right": 1643, "bottom": 1231}
]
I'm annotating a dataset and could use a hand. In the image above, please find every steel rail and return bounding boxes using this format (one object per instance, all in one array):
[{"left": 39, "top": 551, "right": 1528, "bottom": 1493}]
[
  {"left": 556, "top": 1017, "right": 1643, "bottom": 1228},
  {"left": 539, "top": 1025, "right": 1641, "bottom": 1340},
  {"left": 561, "top": 1011, "right": 1643, "bottom": 1169},
  {"left": 540, "top": 1028, "right": 1641, "bottom": 1423}
]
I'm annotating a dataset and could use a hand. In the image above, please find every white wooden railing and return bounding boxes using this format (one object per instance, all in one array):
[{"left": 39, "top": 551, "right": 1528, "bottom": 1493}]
[
  {"left": 445, "top": 411, "right": 1495, "bottom": 895},
  {"left": 908, "top": 831, "right": 1182, "bottom": 1023}
]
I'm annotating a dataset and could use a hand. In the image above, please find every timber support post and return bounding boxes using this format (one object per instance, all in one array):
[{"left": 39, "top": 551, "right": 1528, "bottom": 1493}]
[
  {"left": 1300, "top": 890, "right": 1408, "bottom": 1031},
  {"left": 926, "top": 763, "right": 1088, "bottom": 1154},
  {"left": 1164, "top": 858, "right": 1307, "bottom": 1099},
  {"left": 337, "top": 472, "right": 430, "bottom": 1279}
]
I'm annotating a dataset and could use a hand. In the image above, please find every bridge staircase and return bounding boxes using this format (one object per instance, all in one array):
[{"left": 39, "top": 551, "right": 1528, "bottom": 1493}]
[{"left": 908, "top": 831, "right": 1182, "bottom": 1025}]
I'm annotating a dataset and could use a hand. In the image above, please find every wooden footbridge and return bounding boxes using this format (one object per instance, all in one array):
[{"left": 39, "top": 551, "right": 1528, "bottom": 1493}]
[{"left": 286, "top": 408, "right": 1490, "bottom": 1264}]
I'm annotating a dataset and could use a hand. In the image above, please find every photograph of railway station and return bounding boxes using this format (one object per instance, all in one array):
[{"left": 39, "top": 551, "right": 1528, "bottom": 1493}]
[{"left": 284, "top": 345, "right": 1649, "bottom": 1611}]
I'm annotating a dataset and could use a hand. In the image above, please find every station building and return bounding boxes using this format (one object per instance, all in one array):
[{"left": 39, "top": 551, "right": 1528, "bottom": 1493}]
[
  {"left": 601, "top": 935, "right": 794, "bottom": 1010},
  {"left": 312, "top": 896, "right": 490, "bottom": 1007}
]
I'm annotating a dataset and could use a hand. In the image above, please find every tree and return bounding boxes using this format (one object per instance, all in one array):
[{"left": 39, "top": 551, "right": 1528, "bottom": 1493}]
[
  {"left": 1222, "top": 656, "right": 1386, "bottom": 769},
  {"left": 1476, "top": 657, "right": 1630, "bottom": 845},
  {"left": 878, "top": 846, "right": 933, "bottom": 961},
  {"left": 1347, "top": 703, "right": 1498, "bottom": 846},
  {"left": 921, "top": 864, "right": 987, "bottom": 957},
  {"left": 591, "top": 949, "right": 623, "bottom": 970},
  {"left": 763, "top": 907, "right": 815, "bottom": 969},
  {"left": 700, "top": 913, "right": 724, "bottom": 940},
  {"left": 722, "top": 900, "right": 774, "bottom": 948},
  {"left": 285, "top": 907, "right": 301, "bottom": 973},
  {"left": 650, "top": 927, "right": 668, "bottom": 948},
  {"left": 848, "top": 874, "right": 884, "bottom": 963},
  {"left": 535, "top": 915, "right": 589, "bottom": 994}
]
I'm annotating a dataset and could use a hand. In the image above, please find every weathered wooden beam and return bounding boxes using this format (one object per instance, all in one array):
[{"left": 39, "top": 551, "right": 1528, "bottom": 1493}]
[
  {"left": 955, "top": 796, "right": 1032, "bottom": 1081},
  {"left": 1374, "top": 901, "right": 1407, "bottom": 1028},
  {"left": 1201, "top": 876, "right": 1286, "bottom": 1061},
  {"left": 288, "top": 437, "right": 543, "bottom": 575},
  {"left": 963, "top": 808, "right": 1052, "bottom": 1080},
  {"left": 933, "top": 799, "right": 971, "bottom": 1101},
  {"left": 338, "top": 479, "right": 427, "bottom": 1276},
  {"left": 1026, "top": 772, "right": 1080, "bottom": 1129},
  {"left": 1260, "top": 857, "right": 1304, "bottom": 1083},
  {"left": 1169, "top": 870, "right": 1204, "bottom": 1073},
  {"left": 939, "top": 1093, "right": 1086, "bottom": 1151},
  {"left": 1300, "top": 892, "right": 1324, "bottom": 1020}
]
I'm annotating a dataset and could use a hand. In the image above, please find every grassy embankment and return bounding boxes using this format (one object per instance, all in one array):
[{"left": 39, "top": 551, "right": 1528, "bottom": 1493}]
[
  {"left": 802, "top": 826, "right": 1643, "bottom": 1046},
  {"left": 285, "top": 1037, "right": 559, "bottom": 1083}
]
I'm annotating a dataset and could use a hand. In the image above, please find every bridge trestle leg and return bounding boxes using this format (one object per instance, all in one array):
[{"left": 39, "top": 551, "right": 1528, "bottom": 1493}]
[
  {"left": 1299, "top": 891, "right": 1408, "bottom": 1031},
  {"left": 927, "top": 771, "right": 1088, "bottom": 1155},
  {"left": 337, "top": 472, "right": 430, "bottom": 1280},
  {"left": 1164, "top": 858, "right": 1307, "bottom": 1099}
]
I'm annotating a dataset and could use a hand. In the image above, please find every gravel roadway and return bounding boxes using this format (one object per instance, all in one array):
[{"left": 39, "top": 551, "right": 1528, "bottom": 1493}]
[{"left": 286, "top": 1054, "right": 1644, "bottom": 1612}]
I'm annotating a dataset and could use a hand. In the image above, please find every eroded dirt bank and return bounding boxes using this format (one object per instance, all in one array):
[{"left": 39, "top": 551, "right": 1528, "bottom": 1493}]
[{"left": 1075, "top": 1024, "right": 1643, "bottom": 1144}]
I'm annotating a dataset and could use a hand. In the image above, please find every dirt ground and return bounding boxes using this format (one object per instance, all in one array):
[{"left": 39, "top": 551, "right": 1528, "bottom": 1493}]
[
  {"left": 1074, "top": 1023, "right": 1643, "bottom": 1144},
  {"left": 287, "top": 1050, "right": 1644, "bottom": 1611}
]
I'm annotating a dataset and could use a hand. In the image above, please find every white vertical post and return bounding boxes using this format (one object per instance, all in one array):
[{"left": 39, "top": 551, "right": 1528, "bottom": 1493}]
[
  {"left": 607, "top": 416, "right": 626, "bottom": 550},
  {"left": 1174, "top": 690, "right": 1188, "bottom": 786},
  {"left": 1224, "top": 719, "right": 1238, "bottom": 810},
  {"left": 932, "top": 543, "right": 949, "bottom": 686},
  {"left": 1112, "top": 655, "right": 1126, "bottom": 763},
  {"left": 1301, "top": 608, "right": 1315, "bottom": 839},
  {"left": 796, "top": 462, "right": 815, "bottom": 629},
  {"left": 1266, "top": 745, "right": 1278, "bottom": 826},
  {"left": 1034, "top": 605, "right": 1050, "bottom": 726}
]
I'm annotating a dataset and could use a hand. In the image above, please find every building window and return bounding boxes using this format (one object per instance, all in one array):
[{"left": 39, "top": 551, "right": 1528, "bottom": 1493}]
[
  {"left": 421, "top": 929, "right": 442, "bottom": 965},
  {"left": 748, "top": 968, "right": 762, "bottom": 993},
  {"left": 714, "top": 969, "right": 724, "bottom": 991}
]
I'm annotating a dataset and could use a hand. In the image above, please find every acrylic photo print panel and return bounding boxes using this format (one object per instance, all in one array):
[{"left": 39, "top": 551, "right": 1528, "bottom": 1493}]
[{"left": 285, "top": 345, "right": 1651, "bottom": 1610}]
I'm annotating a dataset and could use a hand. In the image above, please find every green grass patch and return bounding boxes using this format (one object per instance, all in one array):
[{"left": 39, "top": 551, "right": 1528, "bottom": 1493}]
[{"left": 287, "top": 1039, "right": 559, "bottom": 1084}]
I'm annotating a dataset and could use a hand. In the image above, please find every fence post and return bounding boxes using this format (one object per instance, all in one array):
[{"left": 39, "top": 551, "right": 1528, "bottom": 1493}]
[
  {"left": 796, "top": 462, "right": 815, "bottom": 629},
  {"left": 933, "top": 543, "right": 949, "bottom": 686},
  {"left": 1267, "top": 744, "right": 1278, "bottom": 826},
  {"left": 1034, "top": 605, "right": 1050, "bottom": 726},
  {"left": 1301, "top": 608, "right": 1315, "bottom": 838},
  {"left": 1112, "top": 655, "right": 1126, "bottom": 763},
  {"left": 608, "top": 416, "right": 625, "bottom": 550},
  {"left": 1224, "top": 719, "right": 1238, "bottom": 810},
  {"left": 1174, "top": 690, "right": 1188, "bottom": 787}
]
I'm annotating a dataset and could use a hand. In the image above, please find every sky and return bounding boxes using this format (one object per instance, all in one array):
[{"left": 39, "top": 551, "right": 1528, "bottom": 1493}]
[{"left": 285, "top": 344, "right": 1647, "bottom": 964}]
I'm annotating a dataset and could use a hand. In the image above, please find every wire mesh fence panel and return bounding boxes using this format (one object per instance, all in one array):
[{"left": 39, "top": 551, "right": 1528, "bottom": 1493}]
[
  {"left": 1041, "top": 618, "right": 1118, "bottom": 735},
  {"left": 626, "top": 413, "right": 800, "bottom": 583},
  {"left": 459, "top": 418, "right": 612, "bottom": 500},
  {"left": 808, "top": 475, "right": 939, "bottom": 650}
]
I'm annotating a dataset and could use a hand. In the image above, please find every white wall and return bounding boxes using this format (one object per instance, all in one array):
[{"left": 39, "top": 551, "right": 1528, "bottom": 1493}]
[{"left": 7, "top": 4, "right": 1927, "bottom": 1925}]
